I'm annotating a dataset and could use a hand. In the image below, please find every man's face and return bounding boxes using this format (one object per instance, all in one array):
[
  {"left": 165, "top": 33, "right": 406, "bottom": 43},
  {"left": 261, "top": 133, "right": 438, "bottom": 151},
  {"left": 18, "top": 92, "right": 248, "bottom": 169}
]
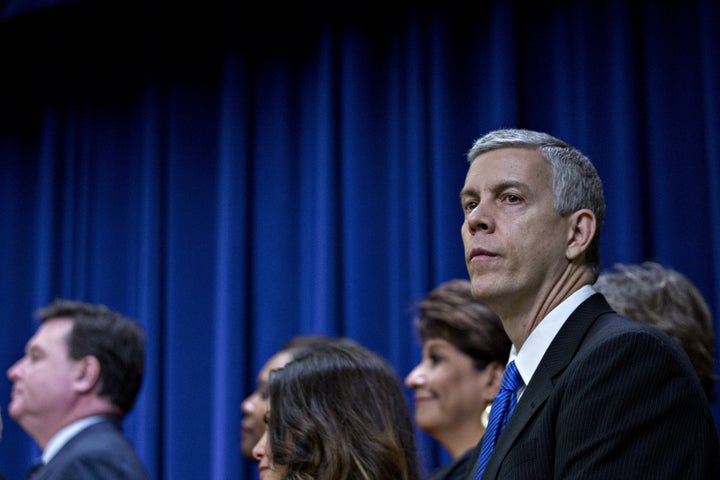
[
  {"left": 6, "top": 318, "right": 80, "bottom": 435},
  {"left": 240, "top": 350, "right": 294, "bottom": 459},
  {"left": 460, "top": 147, "right": 569, "bottom": 312}
]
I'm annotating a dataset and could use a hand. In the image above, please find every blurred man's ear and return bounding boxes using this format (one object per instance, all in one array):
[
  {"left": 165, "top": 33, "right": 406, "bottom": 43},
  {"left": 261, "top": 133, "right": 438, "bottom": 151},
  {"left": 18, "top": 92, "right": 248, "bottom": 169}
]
[{"left": 73, "top": 355, "right": 102, "bottom": 394}]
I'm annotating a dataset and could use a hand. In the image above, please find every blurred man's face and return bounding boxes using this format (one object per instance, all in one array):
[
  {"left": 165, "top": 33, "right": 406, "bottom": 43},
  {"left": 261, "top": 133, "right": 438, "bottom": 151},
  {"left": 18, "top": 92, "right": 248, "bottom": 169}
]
[{"left": 7, "top": 318, "right": 81, "bottom": 443}]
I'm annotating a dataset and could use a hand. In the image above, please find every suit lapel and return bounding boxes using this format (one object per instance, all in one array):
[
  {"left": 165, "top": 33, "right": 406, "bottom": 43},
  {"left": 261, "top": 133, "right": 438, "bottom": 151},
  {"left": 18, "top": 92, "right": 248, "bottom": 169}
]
[{"left": 479, "top": 294, "right": 614, "bottom": 479}]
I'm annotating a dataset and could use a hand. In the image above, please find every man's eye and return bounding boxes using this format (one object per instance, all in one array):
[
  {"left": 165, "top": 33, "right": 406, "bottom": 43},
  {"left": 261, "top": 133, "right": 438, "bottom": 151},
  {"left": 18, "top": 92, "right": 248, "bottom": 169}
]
[
  {"left": 503, "top": 194, "right": 520, "bottom": 203},
  {"left": 464, "top": 201, "right": 478, "bottom": 212},
  {"left": 429, "top": 353, "right": 443, "bottom": 365}
]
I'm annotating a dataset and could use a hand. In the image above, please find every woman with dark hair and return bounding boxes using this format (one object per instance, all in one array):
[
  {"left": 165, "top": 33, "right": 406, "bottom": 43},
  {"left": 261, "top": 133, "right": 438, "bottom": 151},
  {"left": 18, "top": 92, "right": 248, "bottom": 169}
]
[
  {"left": 405, "top": 279, "right": 511, "bottom": 480},
  {"left": 252, "top": 340, "right": 420, "bottom": 480}
]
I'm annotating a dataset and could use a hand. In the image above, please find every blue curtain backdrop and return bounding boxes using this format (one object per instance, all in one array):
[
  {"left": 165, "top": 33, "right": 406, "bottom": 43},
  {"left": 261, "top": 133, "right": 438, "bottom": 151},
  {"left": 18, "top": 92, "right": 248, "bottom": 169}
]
[{"left": 1, "top": 1, "right": 719, "bottom": 479}]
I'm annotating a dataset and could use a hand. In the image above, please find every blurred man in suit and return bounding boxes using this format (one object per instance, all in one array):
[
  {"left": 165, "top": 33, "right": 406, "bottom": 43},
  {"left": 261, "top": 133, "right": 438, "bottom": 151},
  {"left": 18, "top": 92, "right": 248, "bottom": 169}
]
[{"left": 7, "top": 299, "right": 150, "bottom": 479}]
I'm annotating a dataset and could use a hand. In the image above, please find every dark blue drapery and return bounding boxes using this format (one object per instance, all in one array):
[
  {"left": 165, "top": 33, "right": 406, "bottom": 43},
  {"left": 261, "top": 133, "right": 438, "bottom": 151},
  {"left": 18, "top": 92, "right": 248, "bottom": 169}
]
[{"left": 1, "top": 1, "right": 719, "bottom": 479}]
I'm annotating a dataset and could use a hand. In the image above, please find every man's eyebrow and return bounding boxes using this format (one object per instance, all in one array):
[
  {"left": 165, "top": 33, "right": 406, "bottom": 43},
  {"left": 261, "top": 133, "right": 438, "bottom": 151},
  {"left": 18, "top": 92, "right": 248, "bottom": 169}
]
[
  {"left": 459, "top": 187, "right": 476, "bottom": 199},
  {"left": 493, "top": 180, "right": 530, "bottom": 192},
  {"left": 460, "top": 180, "right": 528, "bottom": 199}
]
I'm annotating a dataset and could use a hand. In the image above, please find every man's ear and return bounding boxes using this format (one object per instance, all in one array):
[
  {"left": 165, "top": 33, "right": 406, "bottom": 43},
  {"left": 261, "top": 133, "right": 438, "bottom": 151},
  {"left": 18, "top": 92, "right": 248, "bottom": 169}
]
[
  {"left": 73, "top": 355, "right": 101, "bottom": 394},
  {"left": 566, "top": 209, "right": 596, "bottom": 261}
]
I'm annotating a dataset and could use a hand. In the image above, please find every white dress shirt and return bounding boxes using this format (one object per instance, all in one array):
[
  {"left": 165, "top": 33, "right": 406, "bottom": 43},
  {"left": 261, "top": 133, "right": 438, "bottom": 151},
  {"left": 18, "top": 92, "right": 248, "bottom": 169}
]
[{"left": 510, "top": 285, "right": 596, "bottom": 399}]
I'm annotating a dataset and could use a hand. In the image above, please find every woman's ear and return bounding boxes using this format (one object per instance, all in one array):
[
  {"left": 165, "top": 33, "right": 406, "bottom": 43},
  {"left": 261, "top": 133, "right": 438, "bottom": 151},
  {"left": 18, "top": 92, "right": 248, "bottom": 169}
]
[{"left": 483, "top": 361, "right": 506, "bottom": 400}]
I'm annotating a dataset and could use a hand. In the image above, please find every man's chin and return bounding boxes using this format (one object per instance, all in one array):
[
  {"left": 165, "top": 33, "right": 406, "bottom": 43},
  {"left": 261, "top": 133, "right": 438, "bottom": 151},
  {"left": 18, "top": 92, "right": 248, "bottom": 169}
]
[
  {"left": 469, "top": 280, "right": 492, "bottom": 300},
  {"left": 7, "top": 403, "right": 22, "bottom": 421}
]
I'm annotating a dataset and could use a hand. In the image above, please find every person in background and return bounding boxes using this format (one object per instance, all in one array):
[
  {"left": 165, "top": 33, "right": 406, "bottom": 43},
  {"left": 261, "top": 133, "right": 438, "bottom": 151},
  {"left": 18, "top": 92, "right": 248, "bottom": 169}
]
[
  {"left": 405, "top": 279, "right": 510, "bottom": 480},
  {"left": 594, "top": 261, "right": 716, "bottom": 401},
  {"left": 459, "top": 128, "right": 719, "bottom": 479},
  {"left": 6, "top": 299, "right": 150, "bottom": 479},
  {"left": 241, "top": 334, "right": 343, "bottom": 460},
  {"left": 252, "top": 340, "right": 420, "bottom": 480}
]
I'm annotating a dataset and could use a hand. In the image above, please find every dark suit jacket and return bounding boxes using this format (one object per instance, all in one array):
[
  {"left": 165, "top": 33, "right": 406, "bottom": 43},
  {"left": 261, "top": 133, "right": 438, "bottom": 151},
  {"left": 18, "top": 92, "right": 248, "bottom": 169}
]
[
  {"left": 34, "top": 418, "right": 151, "bottom": 480},
  {"left": 466, "top": 293, "right": 720, "bottom": 479}
]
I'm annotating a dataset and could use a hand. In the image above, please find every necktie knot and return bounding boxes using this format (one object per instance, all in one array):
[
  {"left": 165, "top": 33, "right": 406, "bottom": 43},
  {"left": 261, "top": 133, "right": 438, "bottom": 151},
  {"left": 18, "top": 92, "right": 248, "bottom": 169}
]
[{"left": 500, "top": 359, "right": 523, "bottom": 394}]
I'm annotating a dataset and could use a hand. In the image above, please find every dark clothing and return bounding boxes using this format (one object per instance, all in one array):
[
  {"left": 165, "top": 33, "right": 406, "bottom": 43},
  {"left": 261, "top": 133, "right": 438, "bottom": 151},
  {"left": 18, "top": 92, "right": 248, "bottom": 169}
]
[
  {"left": 466, "top": 293, "right": 720, "bottom": 480},
  {"left": 427, "top": 449, "right": 473, "bottom": 480},
  {"left": 29, "top": 419, "right": 150, "bottom": 480}
]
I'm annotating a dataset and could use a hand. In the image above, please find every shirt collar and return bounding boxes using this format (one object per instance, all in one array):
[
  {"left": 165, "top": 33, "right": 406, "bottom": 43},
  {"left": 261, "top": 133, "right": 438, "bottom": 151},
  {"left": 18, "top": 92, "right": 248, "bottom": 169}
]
[
  {"left": 42, "top": 416, "right": 106, "bottom": 463},
  {"left": 511, "top": 285, "right": 596, "bottom": 393}
]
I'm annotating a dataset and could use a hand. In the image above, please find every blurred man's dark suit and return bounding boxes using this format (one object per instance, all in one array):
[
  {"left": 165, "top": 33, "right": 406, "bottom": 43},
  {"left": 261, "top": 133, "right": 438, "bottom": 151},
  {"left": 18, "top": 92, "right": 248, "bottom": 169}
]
[{"left": 27, "top": 418, "right": 150, "bottom": 480}]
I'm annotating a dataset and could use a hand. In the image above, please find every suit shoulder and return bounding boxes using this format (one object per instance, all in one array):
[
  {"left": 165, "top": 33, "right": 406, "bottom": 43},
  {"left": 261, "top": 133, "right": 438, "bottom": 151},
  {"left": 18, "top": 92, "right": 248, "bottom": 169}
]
[
  {"left": 48, "top": 420, "right": 151, "bottom": 479},
  {"left": 585, "top": 309, "right": 681, "bottom": 352},
  {"left": 574, "top": 311, "right": 703, "bottom": 396}
]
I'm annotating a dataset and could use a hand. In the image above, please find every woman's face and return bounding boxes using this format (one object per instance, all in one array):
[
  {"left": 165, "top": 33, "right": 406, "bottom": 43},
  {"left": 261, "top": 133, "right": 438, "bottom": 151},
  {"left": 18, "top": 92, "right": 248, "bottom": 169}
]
[
  {"left": 241, "top": 350, "right": 295, "bottom": 459},
  {"left": 405, "top": 337, "right": 497, "bottom": 436},
  {"left": 252, "top": 429, "right": 288, "bottom": 480}
]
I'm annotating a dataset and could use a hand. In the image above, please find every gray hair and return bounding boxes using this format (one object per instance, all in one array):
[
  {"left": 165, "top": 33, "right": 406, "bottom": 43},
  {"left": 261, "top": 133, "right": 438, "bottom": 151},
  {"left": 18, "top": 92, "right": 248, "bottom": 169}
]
[
  {"left": 594, "top": 262, "right": 716, "bottom": 400},
  {"left": 467, "top": 128, "right": 605, "bottom": 281}
]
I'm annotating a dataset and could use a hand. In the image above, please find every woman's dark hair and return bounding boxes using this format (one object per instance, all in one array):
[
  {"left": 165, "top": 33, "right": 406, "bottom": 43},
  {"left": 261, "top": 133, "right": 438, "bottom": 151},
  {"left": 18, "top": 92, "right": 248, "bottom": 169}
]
[
  {"left": 267, "top": 341, "right": 419, "bottom": 480},
  {"left": 414, "top": 279, "right": 510, "bottom": 371}
]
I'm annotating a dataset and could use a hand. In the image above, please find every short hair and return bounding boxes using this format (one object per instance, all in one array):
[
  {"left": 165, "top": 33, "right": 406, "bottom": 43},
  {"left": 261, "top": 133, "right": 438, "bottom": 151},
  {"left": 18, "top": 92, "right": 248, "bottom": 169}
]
[
  {"left": 467, "top": 128, "right": 605, "bottom": 281},
  {"left": 36, "top": 299, "right": 146, "bottom": 414},
  {"left": 594, "top": 262, "right": 716, "bottom": 400},
  {"left": 267, "top": 341, "right": 419, "bottom": 480},
  {"left": 414, "top": 279, "right": 510, "bottom": 369}
]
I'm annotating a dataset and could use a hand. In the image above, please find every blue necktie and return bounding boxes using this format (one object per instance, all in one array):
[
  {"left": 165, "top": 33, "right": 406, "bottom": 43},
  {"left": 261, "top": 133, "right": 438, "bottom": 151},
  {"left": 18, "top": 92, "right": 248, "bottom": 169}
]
[{"left": 474, "top": 360, "right": 524, "bottom": 479}]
